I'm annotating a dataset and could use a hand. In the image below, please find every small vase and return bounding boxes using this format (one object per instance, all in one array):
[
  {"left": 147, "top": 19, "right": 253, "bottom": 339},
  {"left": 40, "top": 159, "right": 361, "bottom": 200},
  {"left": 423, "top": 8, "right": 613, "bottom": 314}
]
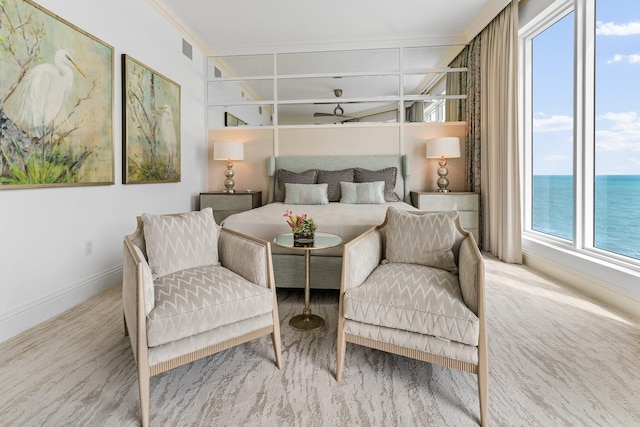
[{"left": 293, "top": 231, "right": 315, "bottom": 247}]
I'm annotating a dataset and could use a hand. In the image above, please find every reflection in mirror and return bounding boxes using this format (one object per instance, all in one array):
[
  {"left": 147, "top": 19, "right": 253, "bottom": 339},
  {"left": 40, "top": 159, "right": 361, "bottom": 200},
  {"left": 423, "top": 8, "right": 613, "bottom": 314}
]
[
  {"left": 278, "top": 48, "right": 399, "bottom": 75},
  {"left": 207, "top": 44, "right": 469, "bottom": 126},
  {"left": 208, "top": 79, "right": 274, "bottom": 105},
  {"left": 208, "top": 105, "right": 273, "bottom": 128},
  {"left": 209, "top": 54, "right": 274, "bottom": 78},
  {"left": 277, "top": 102, "right": 399, "bottom": 125}
]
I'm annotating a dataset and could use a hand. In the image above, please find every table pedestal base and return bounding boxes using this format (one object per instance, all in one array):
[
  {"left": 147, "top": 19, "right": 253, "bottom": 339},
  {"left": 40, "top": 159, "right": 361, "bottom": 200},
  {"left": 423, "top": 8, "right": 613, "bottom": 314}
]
[{"left": 289, "top": 314, "right": 324, "bottom": 331}]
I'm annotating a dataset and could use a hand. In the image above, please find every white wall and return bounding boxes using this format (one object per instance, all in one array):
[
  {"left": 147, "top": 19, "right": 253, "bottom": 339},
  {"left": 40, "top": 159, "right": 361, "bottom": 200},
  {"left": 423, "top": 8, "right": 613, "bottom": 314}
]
[
  {"left": 207, "top": 122, "right": 468, "bottom": 204},
  {"left": 0, "top": 0, "right": 208, "bottom": 342}
]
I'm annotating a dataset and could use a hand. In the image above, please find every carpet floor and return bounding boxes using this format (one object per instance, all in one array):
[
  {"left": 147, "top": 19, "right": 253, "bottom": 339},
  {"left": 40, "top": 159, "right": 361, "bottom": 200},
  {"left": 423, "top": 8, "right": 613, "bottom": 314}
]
[{"left": 0, "top": 255, "right": 639, "bottom": 426}]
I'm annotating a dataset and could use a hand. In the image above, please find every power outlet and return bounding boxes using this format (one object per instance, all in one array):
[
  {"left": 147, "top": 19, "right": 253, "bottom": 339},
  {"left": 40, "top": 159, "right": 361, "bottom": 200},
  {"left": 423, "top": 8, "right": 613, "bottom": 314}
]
[{"left": 85, "top": 241, "right": 93, "bottom": 256}]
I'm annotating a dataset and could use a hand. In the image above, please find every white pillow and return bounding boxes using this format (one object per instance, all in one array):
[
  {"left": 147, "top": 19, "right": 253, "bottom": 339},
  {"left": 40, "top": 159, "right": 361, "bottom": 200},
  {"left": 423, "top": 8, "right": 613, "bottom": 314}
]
[
  {"left": 384, "top": 206, "right": 459, "bottom": 274},
  {"left": 339, "top": 181, "right": 386, "bottom": 204},
  {"left": 284, "top": 183, "right": 329, "bottom": 205},
  {"left": 142, "top": 208, "right": 220, "bottom": 279}
]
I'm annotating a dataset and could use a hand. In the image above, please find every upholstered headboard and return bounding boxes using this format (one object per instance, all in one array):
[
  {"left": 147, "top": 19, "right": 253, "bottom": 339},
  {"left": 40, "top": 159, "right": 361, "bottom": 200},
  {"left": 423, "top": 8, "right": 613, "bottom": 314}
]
[{"left": 267, "top": 155, "right": 410, "bottom": 203}]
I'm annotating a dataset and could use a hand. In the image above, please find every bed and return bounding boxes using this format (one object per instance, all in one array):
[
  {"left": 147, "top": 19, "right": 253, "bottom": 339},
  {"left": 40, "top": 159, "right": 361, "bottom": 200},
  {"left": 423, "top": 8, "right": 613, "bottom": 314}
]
[{"left": 222, "top": 155, "right": 417, "bottom": 289}]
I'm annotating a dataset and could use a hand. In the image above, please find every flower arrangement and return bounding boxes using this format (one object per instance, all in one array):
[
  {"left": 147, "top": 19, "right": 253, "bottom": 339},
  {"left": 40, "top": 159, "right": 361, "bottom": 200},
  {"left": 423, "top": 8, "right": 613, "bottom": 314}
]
[{"left": 283, "top": 210, "right": 317, "bottom": 235}]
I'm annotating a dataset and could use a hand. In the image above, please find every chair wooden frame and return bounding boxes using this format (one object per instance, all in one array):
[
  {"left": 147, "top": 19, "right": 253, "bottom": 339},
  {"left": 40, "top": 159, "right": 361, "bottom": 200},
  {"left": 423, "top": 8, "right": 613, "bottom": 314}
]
[
  {"left": 123, "top": 217, "right": 282, "bottom": 426},
  {"left": 336, "top": 215, "right": 488, "bottom": 426}
]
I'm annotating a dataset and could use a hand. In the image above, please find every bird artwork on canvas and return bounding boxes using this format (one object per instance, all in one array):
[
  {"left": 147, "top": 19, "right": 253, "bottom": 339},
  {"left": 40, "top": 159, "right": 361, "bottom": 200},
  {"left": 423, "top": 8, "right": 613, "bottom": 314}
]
[{"left": 10, "top": 49, "right": 86, "bottom": 140}]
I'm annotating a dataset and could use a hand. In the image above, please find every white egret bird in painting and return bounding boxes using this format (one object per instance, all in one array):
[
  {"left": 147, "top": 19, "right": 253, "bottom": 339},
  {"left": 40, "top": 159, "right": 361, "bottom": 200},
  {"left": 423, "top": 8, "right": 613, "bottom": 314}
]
[
  {"left": 156, "top": 105, "right": 177, "bottom": 150},
  {"left": 11, "top": 49, "right": 86, "bottom": 138}
]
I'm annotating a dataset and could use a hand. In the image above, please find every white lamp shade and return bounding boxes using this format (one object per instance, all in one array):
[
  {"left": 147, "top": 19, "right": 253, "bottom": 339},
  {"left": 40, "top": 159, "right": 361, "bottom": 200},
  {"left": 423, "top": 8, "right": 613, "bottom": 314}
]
[
  {"left": 213, "top": 141, "right": 244, "bottom": 160},
  {"left": 425, "top": 137, "right": 461, "bottom": 159}
]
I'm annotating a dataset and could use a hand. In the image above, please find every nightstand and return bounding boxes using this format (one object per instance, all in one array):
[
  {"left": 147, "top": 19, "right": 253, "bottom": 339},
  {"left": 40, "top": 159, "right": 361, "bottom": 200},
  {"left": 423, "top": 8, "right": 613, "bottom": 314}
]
[
  {"left": 200, "top": 191, "right": 262, "bottom": 224},
  {"left": 410, "top": 191, "right": 480, "bottom": 243}
]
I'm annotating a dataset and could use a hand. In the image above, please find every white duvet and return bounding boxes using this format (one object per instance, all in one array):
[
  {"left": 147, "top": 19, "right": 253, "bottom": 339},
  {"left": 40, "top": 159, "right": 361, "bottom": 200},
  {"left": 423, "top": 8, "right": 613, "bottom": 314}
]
[{"left": 222, "top": 201, "right": 416, "bottom": 256}]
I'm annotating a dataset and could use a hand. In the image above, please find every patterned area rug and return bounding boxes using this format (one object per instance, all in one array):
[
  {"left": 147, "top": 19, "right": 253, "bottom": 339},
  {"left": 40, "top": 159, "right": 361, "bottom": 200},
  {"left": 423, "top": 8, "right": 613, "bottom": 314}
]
[{"left": 0, "top": 256, "right": 639, "bottom": 426}]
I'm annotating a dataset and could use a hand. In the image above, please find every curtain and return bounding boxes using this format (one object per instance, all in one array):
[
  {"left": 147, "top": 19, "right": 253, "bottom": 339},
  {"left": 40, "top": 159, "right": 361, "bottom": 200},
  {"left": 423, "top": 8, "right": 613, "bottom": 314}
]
[
  {"left": 467, "top": 1, "right": 522, "bottom": 263},
  {"left": 446, "top": 46, "right": 469, "bottom": 122}
]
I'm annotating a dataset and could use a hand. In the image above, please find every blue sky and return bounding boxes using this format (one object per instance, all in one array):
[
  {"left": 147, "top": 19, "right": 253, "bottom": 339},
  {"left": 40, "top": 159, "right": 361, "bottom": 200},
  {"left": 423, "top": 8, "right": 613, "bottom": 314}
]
[{"left": 532, "top": 1, "right": 640, "bottom": 175}]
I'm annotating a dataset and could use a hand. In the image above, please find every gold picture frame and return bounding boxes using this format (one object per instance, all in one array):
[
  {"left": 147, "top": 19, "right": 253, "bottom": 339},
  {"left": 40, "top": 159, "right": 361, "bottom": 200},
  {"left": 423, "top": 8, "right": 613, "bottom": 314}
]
[
  {"left": 0, "top": 0, "right": 115, "bottom": 189},
  {"left": 122, "top": 54, "right": 181, "bottom": 184}
]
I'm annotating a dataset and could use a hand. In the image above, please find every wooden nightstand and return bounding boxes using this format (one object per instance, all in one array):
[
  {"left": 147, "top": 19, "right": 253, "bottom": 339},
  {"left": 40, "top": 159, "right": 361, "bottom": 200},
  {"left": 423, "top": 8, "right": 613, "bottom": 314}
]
[
  {"left": 199, "top": 191, "right": 262, "bottom": 224},
  {"left": 410, "top": 191, "right": 480, "bottom": 243}
]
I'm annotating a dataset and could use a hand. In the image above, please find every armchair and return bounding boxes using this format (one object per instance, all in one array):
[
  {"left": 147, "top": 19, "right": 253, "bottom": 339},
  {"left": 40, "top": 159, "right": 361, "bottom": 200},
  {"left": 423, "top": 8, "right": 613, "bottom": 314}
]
[
  {"left": 336, "top": 206, "right": 487, "bottom": 426},
  {"left": 123, "top": 208, "right": 282, "bottom": 426}
]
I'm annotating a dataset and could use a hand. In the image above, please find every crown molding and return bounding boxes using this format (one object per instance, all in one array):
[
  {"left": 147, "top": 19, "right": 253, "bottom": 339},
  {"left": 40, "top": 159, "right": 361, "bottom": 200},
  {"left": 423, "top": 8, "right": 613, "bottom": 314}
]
[
  {"left": 144, "top": 0, "right": 215, "bottom": 56},
  {"left": 462, "top": 0, "right": 512, "bottom": 43}
]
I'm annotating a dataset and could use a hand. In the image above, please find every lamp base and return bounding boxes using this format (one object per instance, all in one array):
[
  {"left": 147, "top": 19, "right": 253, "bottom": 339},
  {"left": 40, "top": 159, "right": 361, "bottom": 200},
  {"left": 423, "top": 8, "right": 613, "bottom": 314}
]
[
  {"left": 223, "top": 161, "right": 236, "bottom": 193},
  {"left": 435, "top": 158, "right": 451, "bottom": 193}
]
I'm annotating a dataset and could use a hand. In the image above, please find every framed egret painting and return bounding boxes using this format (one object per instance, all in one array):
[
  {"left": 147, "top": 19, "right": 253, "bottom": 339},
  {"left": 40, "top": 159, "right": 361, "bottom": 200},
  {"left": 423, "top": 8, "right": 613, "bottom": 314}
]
[
  {"left": 122, "top": 54, "right": 181, "bottom": 184},
  {"left": 0, "top": 0, "right": 114, "bottom": 189}
]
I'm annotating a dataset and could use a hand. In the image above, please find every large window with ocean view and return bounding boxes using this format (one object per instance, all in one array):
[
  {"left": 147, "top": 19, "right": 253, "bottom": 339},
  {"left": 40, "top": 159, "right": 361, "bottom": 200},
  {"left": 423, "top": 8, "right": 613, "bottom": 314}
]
[
  {"left": 594, "top": 0, "right": 640, "bottom": 260},
  {"left": 531, "top": 11, "right": 574, "bottom": 242},
  {"left": 521, "top": 0, "right": 640, "bottom": 266}
]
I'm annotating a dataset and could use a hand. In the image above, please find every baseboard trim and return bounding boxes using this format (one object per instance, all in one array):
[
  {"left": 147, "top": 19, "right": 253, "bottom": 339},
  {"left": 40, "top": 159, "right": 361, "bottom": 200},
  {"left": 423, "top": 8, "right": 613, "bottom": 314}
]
[
  {"left": 522, "top": 251, "right": 640, "bottom": 324},
  {"left": 0, "top": 266, "right": 123, "bottom": 343}
]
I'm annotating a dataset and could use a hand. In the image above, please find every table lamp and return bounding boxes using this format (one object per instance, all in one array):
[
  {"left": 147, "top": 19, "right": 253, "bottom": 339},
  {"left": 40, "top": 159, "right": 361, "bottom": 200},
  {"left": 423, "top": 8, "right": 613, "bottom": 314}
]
[
  {"left": 426, "top": 137, "right": 461, "bottom": 193},
  {"left": 213, "top": 141, "right": 244, "bottom": 193}
]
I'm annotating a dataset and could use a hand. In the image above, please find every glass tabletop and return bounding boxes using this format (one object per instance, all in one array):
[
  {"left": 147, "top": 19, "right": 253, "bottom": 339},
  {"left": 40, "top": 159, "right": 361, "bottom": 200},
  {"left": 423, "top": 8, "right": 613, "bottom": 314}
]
[{"left": 273, "top": 232, "right": 342, "bottom": 250}]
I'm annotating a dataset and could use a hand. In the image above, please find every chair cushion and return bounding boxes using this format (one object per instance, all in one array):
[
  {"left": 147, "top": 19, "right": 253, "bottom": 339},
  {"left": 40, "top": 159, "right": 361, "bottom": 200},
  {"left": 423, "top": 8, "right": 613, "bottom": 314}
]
[
  {"left": 142, "top": 208, "right": 219, "bottom": 280},
  {"left": 343, "top": 263, "right": 479, "bottom": 346},
  {"left": 385, "top": 207, "right": 458, "bottom": 274},
  {"left": 146, "top": 264, "right": 273, "bottom": 347}
]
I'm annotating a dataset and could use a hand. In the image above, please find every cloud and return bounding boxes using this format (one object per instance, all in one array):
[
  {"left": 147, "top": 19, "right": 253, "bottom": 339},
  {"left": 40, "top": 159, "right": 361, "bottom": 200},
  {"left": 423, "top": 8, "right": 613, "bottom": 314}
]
[
  {"left": 596, "top": 21, "right": 640, "bottom": 35},
  {"left": 607, "top": 54, "right": 640, "bottom": 64},
  {"left": 595, "top": 111, "right": 640, "bottom": 151},
  {"left": 533, "top": 114, "right": 573, "bottom": 132},
  {"left": 545, "top": 155, "right": 568, "bottom": 162},
  {"left": 630, "top": 158, "right": 640, "bottom": 166}
]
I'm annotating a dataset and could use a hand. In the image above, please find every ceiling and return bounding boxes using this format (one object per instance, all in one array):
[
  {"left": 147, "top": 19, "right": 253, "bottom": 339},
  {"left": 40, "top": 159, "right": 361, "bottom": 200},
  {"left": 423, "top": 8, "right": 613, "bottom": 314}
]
[
  {"left": 157, "top": 0, "right": 504, "bottom": 55},
  {"left": 152, "top": 0, "right": 509, "bottom": 124}
]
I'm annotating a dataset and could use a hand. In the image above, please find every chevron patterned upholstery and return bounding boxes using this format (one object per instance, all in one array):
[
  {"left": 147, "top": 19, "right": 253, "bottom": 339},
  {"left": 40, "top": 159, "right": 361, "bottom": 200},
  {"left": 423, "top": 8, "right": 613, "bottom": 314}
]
[
  {"left": 142, "top": 208, "right": 220, "bottom": 280},
  {"left": 343, "top": 263, "right": 479, "bottom": 346},
  {"left": 385, "top": 207, "right": 459, "bottom": 274},
  {"left": 147, "top": 265, "right": 274, "bottom": 347},
  {"left": 337, "top": 207, "right": 488, "bottom": 426},
  {"left": 123, "top": 210, "right": 283, "bottom": 427}
]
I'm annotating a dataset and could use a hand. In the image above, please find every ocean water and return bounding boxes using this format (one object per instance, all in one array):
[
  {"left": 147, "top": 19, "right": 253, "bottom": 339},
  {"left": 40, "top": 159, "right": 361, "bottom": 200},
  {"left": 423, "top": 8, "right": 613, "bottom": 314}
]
[{"left": 532, "top": 175, "right": 640, "bottom": 260}]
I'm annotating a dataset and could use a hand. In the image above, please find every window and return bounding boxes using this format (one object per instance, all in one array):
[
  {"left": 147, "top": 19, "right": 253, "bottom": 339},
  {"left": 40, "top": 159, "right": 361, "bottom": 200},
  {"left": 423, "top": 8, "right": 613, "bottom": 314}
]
[
  {"left": 530, "top": 11, "right": 575, "bottom": 241},
  {"left": 594, "top": 0, "right": 640, "bottom": 260},
  {"left": 521, "top": 0, "right": 640, "bottom": 265}
]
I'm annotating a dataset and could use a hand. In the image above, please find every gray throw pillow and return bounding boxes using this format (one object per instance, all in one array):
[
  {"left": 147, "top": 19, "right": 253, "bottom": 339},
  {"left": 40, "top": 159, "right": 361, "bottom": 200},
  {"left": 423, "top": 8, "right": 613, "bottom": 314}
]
[
  {"left": 275, "top": 169, "right": 317, "bottom": 202},
  {"left": 142, "top": 208, "right": 220, "bottom": 280},
  {"left": 384, "top": 206, "right": 458, "bottom": 274},
  {"left": 317, "top": 168, "right": 355, "bottom": 202},
  {"left": 354, "top": 167, "right": 401, "bottom": 202}
]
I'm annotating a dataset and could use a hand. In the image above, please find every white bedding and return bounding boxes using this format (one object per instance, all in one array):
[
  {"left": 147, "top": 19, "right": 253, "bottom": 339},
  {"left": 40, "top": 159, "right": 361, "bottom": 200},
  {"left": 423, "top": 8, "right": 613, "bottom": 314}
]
[{"left": 222, "top": 201, "right": 417, "bottom": 257}]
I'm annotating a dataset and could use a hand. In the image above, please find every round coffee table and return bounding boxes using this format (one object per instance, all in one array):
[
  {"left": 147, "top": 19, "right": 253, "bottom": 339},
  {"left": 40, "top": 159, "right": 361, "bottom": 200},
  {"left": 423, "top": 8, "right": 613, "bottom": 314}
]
[{"left": 273, "top": 232, "right": 342, "bottom": 331}]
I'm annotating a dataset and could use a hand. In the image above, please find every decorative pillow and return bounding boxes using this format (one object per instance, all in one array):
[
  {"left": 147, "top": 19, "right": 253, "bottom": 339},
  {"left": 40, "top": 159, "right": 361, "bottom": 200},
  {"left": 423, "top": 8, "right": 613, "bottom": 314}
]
[
  {"left": 317, "top": 169, "right": 355, "bottom": 202},
  {"left": 384, "top": 206, "right": 459, "bottom": 274},
  {"left": 275, "top": 169, "right": 317, "bottom": 202},
  {"left": 284, "top": 183, "right": 329, "bottom": 205},
  {"left": 354, "top": 167, "right": 401, "bottom": 202},
  {"left": 339, "top": 181, "right": 386, "bottom": 204},
  {"left": 142, "top": 208, "right": 220, "bottom": 280}
]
